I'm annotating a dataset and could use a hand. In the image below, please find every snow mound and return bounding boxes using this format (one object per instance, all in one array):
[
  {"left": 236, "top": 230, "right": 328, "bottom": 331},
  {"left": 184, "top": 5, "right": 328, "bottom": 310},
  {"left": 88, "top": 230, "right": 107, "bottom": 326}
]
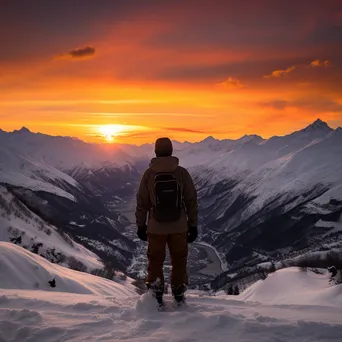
[
  {"left": 0, "top": 242, "right": 135, "bottom": 297},
  {"left": 239, "top": 267, "right": 342, "bottom": 306}
]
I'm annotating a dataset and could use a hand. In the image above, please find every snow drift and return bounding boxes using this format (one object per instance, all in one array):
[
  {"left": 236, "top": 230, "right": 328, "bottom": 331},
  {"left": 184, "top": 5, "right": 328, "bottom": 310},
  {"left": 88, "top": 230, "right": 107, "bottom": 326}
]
[{"left": 239, "top": 267, "right": 342, "bottom": 306}]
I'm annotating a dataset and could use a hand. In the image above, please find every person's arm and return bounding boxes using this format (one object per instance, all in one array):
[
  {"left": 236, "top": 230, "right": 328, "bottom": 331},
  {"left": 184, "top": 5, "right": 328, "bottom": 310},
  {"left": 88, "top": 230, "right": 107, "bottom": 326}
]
[
  {"left": 183, "top": 169, "right": 198, "bottom": 227},
  {"left": 135, "top": 170, "right": 151, "bottom": 227}
]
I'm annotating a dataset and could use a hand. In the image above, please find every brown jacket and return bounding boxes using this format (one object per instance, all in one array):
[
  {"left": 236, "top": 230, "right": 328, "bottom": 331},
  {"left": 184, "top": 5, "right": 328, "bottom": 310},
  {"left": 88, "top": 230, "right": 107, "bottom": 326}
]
[{"left": 135, "top": 156, "right": 198, "bottom": 234}]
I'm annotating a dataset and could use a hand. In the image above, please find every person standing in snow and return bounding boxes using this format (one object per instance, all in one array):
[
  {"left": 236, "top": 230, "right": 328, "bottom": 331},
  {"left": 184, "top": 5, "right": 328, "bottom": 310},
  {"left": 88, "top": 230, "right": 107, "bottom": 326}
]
[{"left": 135, "top": 137, "right": 198, "bottom": 305}]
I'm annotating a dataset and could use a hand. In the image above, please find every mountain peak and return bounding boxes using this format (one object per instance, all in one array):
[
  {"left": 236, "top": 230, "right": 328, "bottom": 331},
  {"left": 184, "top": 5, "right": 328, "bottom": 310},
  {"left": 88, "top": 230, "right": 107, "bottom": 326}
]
[
  {"left": 202, "top": 136, "right": 217, "bottom": 143},
  {"left": 16, "top": 127, "right": 31, "bottom": 134},
  {"left": 302, "top": 119, "right": 332, "bottom": 133}
]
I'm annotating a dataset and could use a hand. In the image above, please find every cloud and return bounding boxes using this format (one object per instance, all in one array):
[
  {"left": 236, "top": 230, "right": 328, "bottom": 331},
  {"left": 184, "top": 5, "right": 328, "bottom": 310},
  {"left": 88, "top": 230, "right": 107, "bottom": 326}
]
[
  {"left": 260, "top": 98, "right": 342, "bottom": 113},
  {"left": 216, "top": 77, "right": 244, "bottom": 89},
  {"left": 165, "top": 127, "right": 207, "bottom": 134},
  {"left": 260, "top": 100, "right": 289, "bottom": 110},
  {"left": 310, "top": 59, "right": 330, "bottom": 67},
  {"left": 264, "top": 66, "right": 296, "bottom": 78},
  {"left": 264, "top": 59, "right": 330, "bottom": 78},
  {"left": 57, "top": 46, "right": 96, "bottom": 60}
]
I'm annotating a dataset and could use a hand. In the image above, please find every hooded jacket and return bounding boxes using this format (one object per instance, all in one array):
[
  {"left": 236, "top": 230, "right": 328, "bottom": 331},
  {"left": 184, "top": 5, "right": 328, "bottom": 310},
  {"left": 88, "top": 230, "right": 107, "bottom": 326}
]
[{"left": 135, "top": 156, "right": 198, "bottom": 234}]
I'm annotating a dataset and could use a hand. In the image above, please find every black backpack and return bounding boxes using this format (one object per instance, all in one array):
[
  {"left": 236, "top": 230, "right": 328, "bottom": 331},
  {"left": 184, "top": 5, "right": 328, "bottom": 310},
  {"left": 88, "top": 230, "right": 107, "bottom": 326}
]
[{"left": 153, "top": 173, "right": 182, "bottom": 222}]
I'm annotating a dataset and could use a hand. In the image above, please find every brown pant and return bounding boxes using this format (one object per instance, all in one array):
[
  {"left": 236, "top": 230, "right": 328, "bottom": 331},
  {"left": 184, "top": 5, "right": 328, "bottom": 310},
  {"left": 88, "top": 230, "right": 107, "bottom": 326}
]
[{"left": 146, "top": 232, "right": 188, "bottom": 287}]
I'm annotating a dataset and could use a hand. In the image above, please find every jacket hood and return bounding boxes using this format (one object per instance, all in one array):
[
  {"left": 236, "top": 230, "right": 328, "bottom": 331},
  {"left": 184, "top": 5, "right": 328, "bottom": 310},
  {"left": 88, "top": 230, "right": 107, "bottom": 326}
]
[
  {"left": 155, "top": 137, "right": 173, "bottom": 157},
  {"left": 149, "top": 156, "right": 179, "bottom": 173}
]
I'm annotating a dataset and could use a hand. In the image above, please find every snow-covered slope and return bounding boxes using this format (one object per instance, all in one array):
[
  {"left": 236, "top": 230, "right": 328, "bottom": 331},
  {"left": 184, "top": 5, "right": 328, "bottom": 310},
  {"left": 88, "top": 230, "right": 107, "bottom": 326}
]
[
  {"left": 0, "top": 148, "right": 78, "bottom": 201},
  {"left": 1, "top": 245, "right": 342, "bottom": 342},
  {"left": 180, "top": 120, "right": 342, "bottom": 268},
  {"left": 0, "top": 242, "right": 134, "bottom": 296},
  {"left": 0, "top": 130, "right": 136, "bottom": 274},
  {"left": 0, "top": 181, "right": 135, "bottom": 273},
  {"left": 0, "top": 186, "right": 103, "bottom": 271},
  {"left": 225, "top": 127, "right": 342, "bottom": 220}
]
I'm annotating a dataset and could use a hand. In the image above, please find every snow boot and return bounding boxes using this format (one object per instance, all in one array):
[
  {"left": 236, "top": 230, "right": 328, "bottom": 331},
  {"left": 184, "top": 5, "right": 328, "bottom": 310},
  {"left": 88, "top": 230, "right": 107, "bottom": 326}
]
[
  {"left": 146, "top": 279, "right": 165, "bottom": 307},
  {"left": 172, "top": 284, "right": 187, "bottom": 305}
]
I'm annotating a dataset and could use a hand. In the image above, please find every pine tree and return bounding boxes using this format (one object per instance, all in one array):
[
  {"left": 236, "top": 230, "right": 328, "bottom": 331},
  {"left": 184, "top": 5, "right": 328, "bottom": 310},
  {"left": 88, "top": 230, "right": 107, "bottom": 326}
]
[
  {"left": 31, "top": 242, "right": 43, "bottom": 254},
  {"left": 10, "top": 236, "right": 22, "bottom": 245},
  {"left": 227, "top": 285, "right": 234, "bottom": 295},
  {"left": 234, "top": 285, "right": 240, "bottom": 295},
  {"left": 48, "top": 278, "right": 56, "bottom": 288}
]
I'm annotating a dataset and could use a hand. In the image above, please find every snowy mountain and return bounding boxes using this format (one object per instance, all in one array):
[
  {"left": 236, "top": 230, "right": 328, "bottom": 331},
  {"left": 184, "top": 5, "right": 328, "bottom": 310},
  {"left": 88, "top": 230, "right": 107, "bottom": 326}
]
[
  {"left": 0, "top": 147, "right": 79, "bottom": 201},
  {"left": 0, "top": 127, "right": 140, "bottom": 199},
  {"left": 119, "top": 119, "right": 342, "bottom": 282},
  {"left": 112, "top": 119, "right": 342, "bottom": 277},
  {"left": 1, "top": 242, "right": 342, "bottom": 341},
  {"left": 0, "top": 127, "right": 131, "bottom": 171},
  {"left": 0, "top": 143, "right": 136, "bottom": 274},
  {"left": 169, "top": 120, "right": 342, "bottom": 271},
  {"left": 1, "top": 119, "right": 341, "bottom": 285}
]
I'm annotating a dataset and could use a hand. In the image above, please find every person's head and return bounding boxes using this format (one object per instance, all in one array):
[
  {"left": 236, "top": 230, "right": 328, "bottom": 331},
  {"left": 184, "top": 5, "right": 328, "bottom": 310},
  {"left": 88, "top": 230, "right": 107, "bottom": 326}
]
[{"left": 155, "top": 137, "right": 173, "bottom": 157}]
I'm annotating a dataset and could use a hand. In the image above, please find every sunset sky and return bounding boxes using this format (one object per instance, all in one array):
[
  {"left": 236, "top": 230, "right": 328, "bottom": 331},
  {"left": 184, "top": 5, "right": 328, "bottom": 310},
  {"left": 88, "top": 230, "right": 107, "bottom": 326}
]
[{"left": 1, "top": 0, "right": 341, "bottom": 144}]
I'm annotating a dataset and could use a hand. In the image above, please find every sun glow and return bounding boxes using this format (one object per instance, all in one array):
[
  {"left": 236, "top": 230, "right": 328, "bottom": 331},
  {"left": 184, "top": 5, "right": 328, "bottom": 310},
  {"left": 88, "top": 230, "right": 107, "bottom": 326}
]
[{"left": 97, "top": 124, "right": 125, "bottom": 142}]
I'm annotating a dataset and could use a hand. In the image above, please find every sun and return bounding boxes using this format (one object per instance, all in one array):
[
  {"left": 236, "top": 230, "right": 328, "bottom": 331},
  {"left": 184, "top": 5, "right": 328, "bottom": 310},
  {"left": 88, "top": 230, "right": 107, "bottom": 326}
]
[{"left": 98, "top": 124, "right": 124, "bottom": 142}]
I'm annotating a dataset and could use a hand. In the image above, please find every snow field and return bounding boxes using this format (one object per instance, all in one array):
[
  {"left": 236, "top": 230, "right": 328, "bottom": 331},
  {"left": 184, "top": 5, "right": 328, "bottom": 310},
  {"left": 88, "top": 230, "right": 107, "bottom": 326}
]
[
  {"left": 1, "top": 243, "right": 342, "bottom": 341},
  {"left": 1, "top": 288, "right": 342, "bottom": 342}
]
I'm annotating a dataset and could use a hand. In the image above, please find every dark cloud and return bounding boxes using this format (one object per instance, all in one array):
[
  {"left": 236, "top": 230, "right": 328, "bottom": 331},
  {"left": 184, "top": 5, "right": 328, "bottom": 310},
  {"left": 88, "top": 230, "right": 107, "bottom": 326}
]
[
  {"left": 261, "top": 98, "right": 342, "bottom": 113},
  {"left": 294, "top": 98, "right": 342, "bottom": 113},
  {"left": 1, "top": 0, "right": 341, "bottom": 91},
  {"left": 143, "top": 0, "right": 341, "bottom": 59},
  {"left": 58, "top": 46, "right": 96, "bottom": 60},
  {"left": 1, "top": 1, "right": 340, "bottom": 60},
  {"left": 307, "top": 23, "right": 342, "bottom": 45}
]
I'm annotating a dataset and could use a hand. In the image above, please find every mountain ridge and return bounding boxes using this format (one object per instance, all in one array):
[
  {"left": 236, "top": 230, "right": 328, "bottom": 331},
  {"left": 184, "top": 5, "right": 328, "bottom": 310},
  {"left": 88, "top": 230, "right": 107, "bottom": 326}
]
[{"left": 1, "top": 118, "right": 336, "bottom": 147}]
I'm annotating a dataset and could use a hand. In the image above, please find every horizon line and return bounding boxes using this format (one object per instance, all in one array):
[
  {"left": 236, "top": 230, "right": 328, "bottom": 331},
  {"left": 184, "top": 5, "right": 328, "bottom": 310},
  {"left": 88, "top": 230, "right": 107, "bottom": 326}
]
[{"left": 0, "top": 118, "right": 338, "bottom": 147}]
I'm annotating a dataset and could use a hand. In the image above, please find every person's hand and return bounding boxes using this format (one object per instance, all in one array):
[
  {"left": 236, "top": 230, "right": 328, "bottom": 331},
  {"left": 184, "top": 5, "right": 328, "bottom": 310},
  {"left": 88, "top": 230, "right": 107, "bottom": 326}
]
[
  {"left": 187, "top": 226, "right": 198, "bottom": 243},
  {"left": 137, "top": 224, "right": 148, "bottom": 241}
]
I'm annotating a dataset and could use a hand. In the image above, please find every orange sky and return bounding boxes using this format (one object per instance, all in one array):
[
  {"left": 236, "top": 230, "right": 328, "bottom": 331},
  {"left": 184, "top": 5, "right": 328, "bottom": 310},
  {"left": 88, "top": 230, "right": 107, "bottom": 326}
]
[{"left": 1, "top": 0, "right": 341, "bottom": 144}]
